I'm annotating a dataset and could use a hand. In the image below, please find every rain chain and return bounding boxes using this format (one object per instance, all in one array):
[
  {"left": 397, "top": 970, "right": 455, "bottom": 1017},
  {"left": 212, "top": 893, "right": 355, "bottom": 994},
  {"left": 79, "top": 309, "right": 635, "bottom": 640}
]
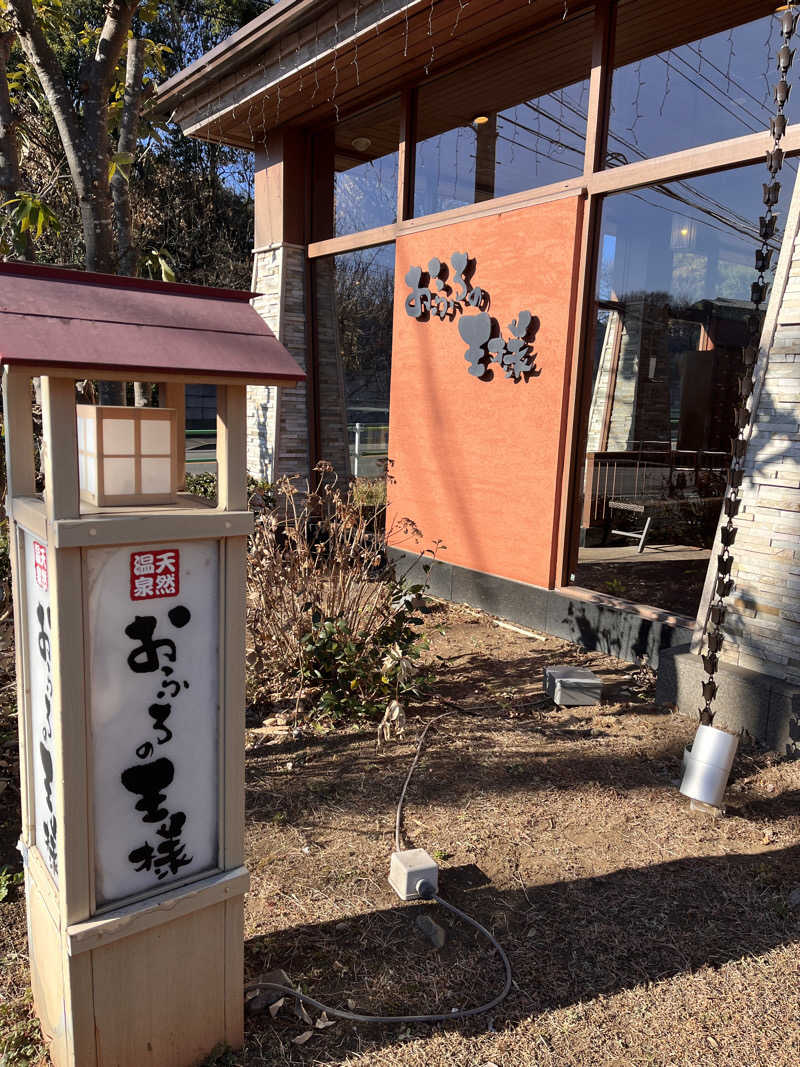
[{"left": 700, "top": 7, "right": 798, "bottom": 725}]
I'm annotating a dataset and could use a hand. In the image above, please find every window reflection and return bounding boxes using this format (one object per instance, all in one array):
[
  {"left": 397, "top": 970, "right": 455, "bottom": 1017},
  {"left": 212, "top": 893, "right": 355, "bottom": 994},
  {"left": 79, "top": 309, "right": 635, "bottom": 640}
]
[
  {"left": 325, "top": 245, "right": 395, "bottom": 478},
  {"left": 412, "top": 7, "right": 592, "bottom": 218},
  {"left": 333, "top": 100, "right": 399, "bottom": 237},
  {"left": 610, "top": 6, "right": 787, "bottom": 163},
  {"left": 413, "top": 81, "right": 589, "bottom": 218},
  {"left": 577, "top": 164, "right": 775, "bottom": 618}
]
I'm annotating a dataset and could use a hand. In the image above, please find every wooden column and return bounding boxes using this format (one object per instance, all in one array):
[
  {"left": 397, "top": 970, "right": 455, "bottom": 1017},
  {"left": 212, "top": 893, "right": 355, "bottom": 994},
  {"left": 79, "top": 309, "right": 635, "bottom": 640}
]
[
  {"left": 474, "top": 114, "right": 497, "bottom": 203},
  {"left": 554, "top": 0, "right": 617, "bottom": 585},
  {"left": 397, "top": 88, "right": 417, "bottom": 222},
  {"left": 159, "top": 381, "right": 187, "bottom": 490}
]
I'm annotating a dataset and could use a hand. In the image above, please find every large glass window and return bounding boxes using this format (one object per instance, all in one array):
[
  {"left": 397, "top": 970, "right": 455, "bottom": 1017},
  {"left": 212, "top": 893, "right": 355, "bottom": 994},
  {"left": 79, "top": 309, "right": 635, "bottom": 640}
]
[
  {"left": 412, "top": 7, "right": 593, "bottom": 218},
  {"left": 576, "top": 162, "right": 778, "bottom": 618},
  {"left": 333, "top": 99, "right": 399, "bottom": 237},
  {"left": 610, "top": 3, "right": 783, "bottom": 163},
  {"left": 329, "top": 244, "right": 395, "bottom": 478}
]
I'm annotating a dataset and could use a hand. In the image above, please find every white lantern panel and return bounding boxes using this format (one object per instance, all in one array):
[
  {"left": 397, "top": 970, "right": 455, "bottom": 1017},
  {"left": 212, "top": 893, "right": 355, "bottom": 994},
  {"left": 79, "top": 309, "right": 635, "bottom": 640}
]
[
  {"left": 78, "top": 454, "right": 86, "bottom": 492},
  {"left": 103, "top": 457, "right": 136, "bottom": 497},
  {"left": 86, "top": 454, "right": 97, "bottom": 497},
  {"left": 87, "top": 540, "right": 220, "bottom": 907},
  {"left": 140, "top": 458, "right": 172, "bottom": 495},
  {"left": 77, "top": 413, "right": 86, "bottom": 450},
  {"left": 102, "top": 418, "right": 135, "bottom": 455},
  {"left": 85, "top": 413, "right": 97, "bottom": 454},
  {"left": 140, "top": 419, "right": 172, "bottom": 456},
  {"left": 22, "top": 530, "right": 58, "bottom": 883}
]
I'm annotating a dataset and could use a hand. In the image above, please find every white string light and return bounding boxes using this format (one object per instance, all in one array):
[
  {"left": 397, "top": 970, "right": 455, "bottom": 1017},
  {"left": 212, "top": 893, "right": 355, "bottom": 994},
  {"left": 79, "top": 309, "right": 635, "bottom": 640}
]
[
  {"left": 452, "top": 0, "right": 468, "bottom": 38},
  {"left": 425, "top": 0, "right": 437, "bottom": 75},
  {"left": 352, "top": 0, "right": 361, "bottom": 86}
]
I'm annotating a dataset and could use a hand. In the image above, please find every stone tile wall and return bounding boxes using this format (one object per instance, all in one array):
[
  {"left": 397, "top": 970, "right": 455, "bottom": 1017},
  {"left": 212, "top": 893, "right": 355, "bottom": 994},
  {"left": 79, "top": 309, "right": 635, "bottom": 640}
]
[
  {"left": 712, "top": 233, "right": 800, "bottom": 683},
  {"left": 248, "top": 244, "right": 349, "bottom": 485}
]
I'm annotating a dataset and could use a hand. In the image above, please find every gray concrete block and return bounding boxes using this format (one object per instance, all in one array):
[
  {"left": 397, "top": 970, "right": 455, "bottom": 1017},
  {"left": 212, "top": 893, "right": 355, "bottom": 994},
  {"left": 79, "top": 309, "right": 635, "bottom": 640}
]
[
  {"left": 656, "top": 642, "right": 800, "bottom": 754},
  {"left": 544, "top": 665, "right": 603, "bottom": 706}
]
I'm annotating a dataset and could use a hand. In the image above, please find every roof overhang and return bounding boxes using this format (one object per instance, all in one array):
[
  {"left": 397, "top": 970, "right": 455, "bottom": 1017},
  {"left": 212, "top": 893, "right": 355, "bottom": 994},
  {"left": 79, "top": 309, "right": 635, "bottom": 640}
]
[
  {"left": 0, "top": 261, "right": 305, "bottom": 387},
  {"left": 153, "top": 0, "right": 590, "bottom": 147},
  {"left": 154, "top": 0, "right": 777, "bottom": 151}
]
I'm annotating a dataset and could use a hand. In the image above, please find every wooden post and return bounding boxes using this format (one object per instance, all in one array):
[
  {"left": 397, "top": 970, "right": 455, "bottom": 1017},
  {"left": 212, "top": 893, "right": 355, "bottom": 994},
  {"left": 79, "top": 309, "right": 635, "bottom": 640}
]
[
  {"left": 7, "top": 370, "right": 251, "bottom": 1067},
  {"left": 554, "top": 0, "right": 617, "bottom": 586},
  {"left": 160, "top": 381, "right": 187, "bottom": 490},
  {"left": 217, "top": 385, "right": 248, "bottom": 512},
  {"left": 397, "top": 88, "right": 417, "bottom": 223},
  {"left": 40, "top": 376, "right": 79, "bottom": 522}
]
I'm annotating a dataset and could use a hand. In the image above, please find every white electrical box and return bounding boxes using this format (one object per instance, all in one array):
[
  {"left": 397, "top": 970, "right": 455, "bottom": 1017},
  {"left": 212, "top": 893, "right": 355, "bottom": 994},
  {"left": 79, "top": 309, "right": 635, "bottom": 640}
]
[{"left": 388, "top": 849, "right": 439, "bottom": 900}]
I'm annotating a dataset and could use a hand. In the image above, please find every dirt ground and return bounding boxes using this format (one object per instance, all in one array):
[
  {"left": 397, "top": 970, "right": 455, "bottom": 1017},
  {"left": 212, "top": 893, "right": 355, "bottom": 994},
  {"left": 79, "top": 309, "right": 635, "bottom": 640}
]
[
  {"left": 2, "top": 603, "right": 800, "bottom": 1066},
  {"left": 574, "top": 557, "right": 709, "bottom": 619}
]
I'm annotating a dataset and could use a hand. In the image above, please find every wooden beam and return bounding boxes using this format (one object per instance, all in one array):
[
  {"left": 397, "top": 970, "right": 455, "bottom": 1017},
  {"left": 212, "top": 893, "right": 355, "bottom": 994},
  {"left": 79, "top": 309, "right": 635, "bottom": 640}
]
[
  {"left": 474, "top": 114, "right": 497, "bottom": 204},
  {"left": 397, "top": 87, "right": 417, "bottom": 223},
  {"left": 590, "top": 123, "right": 800, "bottom": 195},
  {"left": 583, "top": 0, "right": 616, "bottom": 176},
  {"left": 307, "top": 175, "right": 586, "bottom": 257}
]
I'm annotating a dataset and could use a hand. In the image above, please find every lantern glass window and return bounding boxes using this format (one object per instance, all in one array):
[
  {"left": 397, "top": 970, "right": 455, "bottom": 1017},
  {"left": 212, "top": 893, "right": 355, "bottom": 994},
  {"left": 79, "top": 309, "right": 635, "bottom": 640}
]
[{"left": 77, "top": 405, "right": 177, "bottom": 507}]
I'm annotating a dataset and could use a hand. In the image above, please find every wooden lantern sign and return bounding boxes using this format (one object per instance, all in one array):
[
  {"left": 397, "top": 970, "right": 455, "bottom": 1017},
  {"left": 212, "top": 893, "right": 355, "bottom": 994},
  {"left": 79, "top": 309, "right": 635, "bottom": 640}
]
[{"left": 0, "top": 262, "right": 305, "bottom": 1067}]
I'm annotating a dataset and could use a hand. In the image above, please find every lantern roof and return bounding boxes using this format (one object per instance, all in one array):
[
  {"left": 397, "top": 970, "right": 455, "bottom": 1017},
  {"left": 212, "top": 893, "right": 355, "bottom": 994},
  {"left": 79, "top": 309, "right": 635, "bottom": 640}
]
[{"left": 0, "top": 261, "right": 305, "bottom": 386}]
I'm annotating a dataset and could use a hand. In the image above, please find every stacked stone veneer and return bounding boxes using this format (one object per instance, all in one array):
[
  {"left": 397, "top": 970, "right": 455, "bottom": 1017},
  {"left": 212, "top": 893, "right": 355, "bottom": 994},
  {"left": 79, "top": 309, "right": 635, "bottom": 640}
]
[
  {"left": 248, "top": 244, "right": 349, "bottom": 484},
  {"left": 713, "top": 229, "right": 800, "bottom": 683}
]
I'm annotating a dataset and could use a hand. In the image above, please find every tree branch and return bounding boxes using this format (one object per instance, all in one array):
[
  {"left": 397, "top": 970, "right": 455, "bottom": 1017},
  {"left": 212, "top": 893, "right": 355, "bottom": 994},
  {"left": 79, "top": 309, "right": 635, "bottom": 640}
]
[
  {"left": 5, "top": 0, "right": 84, "bottom": 196},
  {"left": 87, "top": 1, "right": 141, "bottom": 104}
]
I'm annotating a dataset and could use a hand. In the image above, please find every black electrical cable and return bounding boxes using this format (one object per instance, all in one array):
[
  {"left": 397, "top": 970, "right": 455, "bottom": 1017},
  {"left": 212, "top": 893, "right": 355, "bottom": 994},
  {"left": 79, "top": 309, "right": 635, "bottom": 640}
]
[
  {"left": 395, "top": 711, "right": 452, "bottom": 852},
  {"left": 245, "top": 891, "right": 513, "bottom": 1025},
  {"left": 249, "top": 712, "right": 514, "bottom": 1025}
]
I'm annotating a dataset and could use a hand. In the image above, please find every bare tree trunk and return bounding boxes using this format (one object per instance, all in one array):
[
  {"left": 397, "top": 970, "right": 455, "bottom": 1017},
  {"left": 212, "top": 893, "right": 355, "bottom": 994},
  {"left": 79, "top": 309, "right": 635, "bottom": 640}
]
[
  {"left": 112, "top": 38, "right": 147, "bottom": 276},
  {"left": 0, "top": 30, "right": 20, "bottom": 199},
  {"left": 7, "top": 0, "right": 141, "bottom": 273}
]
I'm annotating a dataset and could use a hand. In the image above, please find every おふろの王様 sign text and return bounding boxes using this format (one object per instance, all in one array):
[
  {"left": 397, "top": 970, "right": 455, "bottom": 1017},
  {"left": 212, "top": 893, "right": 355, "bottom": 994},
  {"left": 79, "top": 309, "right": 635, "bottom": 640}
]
[
  {"left": 24, "top": 531, "right": 58, "bottom": 881},
  {"left": 88, "top": 541, "right": 220, "bottom": 906}
]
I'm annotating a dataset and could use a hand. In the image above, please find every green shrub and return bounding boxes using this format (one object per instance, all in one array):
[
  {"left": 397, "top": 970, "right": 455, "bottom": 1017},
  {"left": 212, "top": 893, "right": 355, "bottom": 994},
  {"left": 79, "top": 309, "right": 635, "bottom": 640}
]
[
  {"left": 184, "top": 472, "right": 274, "bottom": 510},
  {"left": 0, "top": 998, "right": 45, "bottom": 1067},
  {"left": 247, "top": 465, "right": 436, "bottom": 725}
]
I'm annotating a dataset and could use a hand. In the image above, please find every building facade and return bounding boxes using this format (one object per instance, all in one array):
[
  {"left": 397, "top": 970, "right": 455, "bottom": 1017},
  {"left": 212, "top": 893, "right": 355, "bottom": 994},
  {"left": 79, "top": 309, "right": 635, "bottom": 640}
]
[{"left": 157, "top": 0, "right": 800, "bottom": 751}]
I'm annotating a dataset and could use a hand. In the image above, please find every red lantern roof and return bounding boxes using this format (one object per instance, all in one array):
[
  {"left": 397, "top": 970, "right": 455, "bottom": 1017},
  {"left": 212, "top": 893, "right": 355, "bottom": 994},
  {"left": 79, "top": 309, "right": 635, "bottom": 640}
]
[{"left": 0, "top": 261, "right": 305, "bottom": 386}]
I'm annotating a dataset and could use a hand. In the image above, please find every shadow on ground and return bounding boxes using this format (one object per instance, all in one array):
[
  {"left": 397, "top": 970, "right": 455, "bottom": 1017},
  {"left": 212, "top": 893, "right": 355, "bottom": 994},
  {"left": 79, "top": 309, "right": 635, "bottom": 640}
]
[{"left": 243, "top": 841, "right": 800, "bottom": 1062}]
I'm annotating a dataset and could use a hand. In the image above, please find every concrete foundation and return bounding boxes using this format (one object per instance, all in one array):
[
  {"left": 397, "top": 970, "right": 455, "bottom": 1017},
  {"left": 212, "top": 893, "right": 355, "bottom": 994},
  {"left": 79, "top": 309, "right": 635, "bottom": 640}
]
[
  {"left": 391, "top": 548, "right": 692, "bottom": 670},
  {"left": 656, "top": 643, "right": 800, "bottom": 757}
]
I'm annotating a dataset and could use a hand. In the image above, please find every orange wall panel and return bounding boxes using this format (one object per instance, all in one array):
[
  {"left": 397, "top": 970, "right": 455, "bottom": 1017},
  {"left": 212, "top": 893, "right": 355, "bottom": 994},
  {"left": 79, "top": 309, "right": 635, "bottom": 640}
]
[{"left": 387, "top": 196, "right": 584, "bottom": 589}]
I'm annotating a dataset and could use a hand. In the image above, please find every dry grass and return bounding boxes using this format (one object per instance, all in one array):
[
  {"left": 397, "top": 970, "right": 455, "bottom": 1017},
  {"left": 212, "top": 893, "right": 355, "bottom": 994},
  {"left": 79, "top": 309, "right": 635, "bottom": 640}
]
[{"left": 2, "top": 604, "right": 799, "bottom": 1066}]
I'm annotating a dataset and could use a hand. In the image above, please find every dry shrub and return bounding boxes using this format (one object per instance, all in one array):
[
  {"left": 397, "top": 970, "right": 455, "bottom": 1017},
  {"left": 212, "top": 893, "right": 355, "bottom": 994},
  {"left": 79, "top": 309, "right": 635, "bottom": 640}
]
[{"left": 247, "top": 464, "right": 437, "bottom": 724}]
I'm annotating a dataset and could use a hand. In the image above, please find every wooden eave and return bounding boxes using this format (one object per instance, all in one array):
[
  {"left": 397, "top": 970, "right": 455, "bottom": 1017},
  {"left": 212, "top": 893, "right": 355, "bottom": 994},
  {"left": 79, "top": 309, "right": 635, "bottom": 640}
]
[
  {"left": 156, "top": 0, "right": 779, "bottom": 151},
  {"left": 157, "top": 0, "right": 595, "bottom": 147}
]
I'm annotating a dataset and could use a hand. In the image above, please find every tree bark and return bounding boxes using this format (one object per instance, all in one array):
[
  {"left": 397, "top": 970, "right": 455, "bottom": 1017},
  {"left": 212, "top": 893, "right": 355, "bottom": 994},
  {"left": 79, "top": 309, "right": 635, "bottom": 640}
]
[
  {"left": 7, "top": 0, "right": 141, "bottom": 273},
  {"left": 112, "top": 38, "right": 147, "bottom": 276},
  {"left": 0, "top": 30, "right": 20, "bottom": 200}
]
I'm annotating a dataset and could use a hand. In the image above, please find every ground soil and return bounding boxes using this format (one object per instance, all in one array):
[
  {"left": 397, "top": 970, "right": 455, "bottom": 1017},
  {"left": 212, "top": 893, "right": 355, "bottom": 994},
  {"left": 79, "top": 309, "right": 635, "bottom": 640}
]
[
  {"left": 2, "top": 604, "right": 800, "bottom": 1066},
  {"left": 573, "top": 557, "right": 709, "bottom": 619}
]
